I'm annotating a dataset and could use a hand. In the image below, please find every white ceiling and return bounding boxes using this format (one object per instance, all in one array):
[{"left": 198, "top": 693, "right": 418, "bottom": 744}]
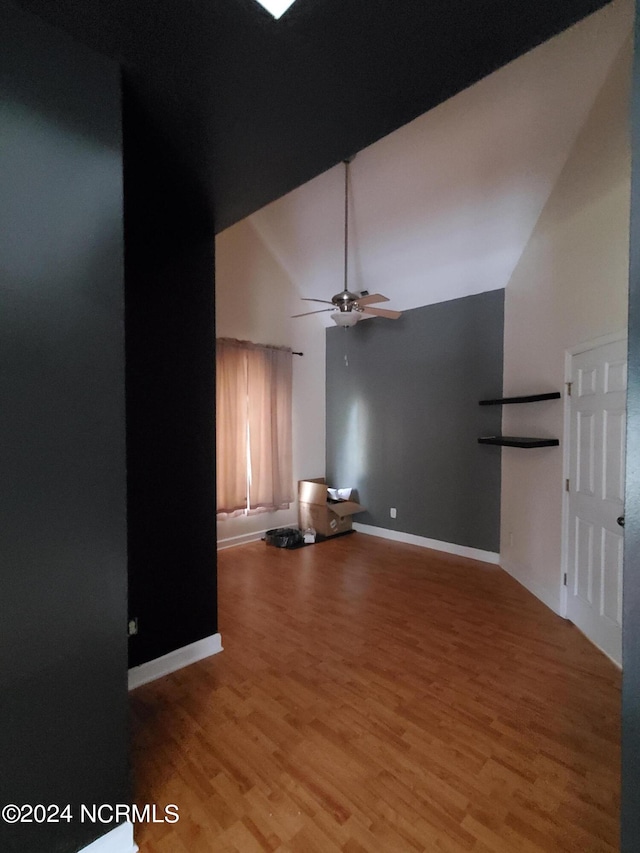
[{"left": 244, "top": 0, "right": 632, "bottom": 327}]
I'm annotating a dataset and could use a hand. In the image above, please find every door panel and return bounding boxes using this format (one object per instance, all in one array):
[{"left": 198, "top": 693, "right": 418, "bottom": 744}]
[
  {"left": 600, "top": 527, "right": 623, "bottom": 625},
  {"left": 578, "top": 365, "right": 597, "bottom": 396},
  {"left": 576, "top": 411, "right": 595, "bottom": 495},
  {"left": 574, "top": 516, "right": 594, "bottom": 604},
  {"left": 603, "top": 409, "right": 625, "bottom": 502},
  {"left": 567, "top": 338, "right": 626, "bottom": 664}
]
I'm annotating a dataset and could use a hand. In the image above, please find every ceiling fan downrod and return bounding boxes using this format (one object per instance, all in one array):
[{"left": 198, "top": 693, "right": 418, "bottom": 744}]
[
  {"left": 290, "top": 153, "right": 401, "bottom": 323},
  {"left": 338, "top": 156, "right": 360, "bottom": 311}
]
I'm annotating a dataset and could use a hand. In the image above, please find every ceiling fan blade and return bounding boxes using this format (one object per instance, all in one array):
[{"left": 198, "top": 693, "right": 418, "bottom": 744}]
[
  {"left": 301, "top": 298, "right": 335, "bottom": 305},
  {"left": 291, "top": 308, "right": 335, "bottom": 318},
  {"left": 361, "top": 306, "right": 402, "bottom": 320},
  {"left": 356, "top": 293, "right": 390, "bottom": 307}
]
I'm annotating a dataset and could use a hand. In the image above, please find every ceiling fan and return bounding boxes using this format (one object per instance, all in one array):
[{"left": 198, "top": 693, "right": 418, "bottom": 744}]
[{"left": 292, "top": 157, "right": 402, "bottom": 327}]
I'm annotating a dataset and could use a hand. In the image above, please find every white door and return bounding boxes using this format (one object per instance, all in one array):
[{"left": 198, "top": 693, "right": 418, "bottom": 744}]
[{"left": 566, "top": 337, "right": 626, "bottom": 664}]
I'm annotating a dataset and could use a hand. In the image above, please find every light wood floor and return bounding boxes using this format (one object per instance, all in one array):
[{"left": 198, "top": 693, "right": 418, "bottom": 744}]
[{"left": 131, "top": 533, "right": 621, "bottom": 852}]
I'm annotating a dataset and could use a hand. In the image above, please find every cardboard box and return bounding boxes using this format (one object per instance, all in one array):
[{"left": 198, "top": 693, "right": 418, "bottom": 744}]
[{"left": 298, "top": 478, "right": 365, "bottom": 538}]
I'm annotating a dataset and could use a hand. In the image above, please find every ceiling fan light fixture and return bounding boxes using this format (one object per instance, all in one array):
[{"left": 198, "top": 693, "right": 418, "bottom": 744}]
[
  {"left": 331, "top": 311, "right": 360, "bottom": 327},
  {"left": 253, "top": 0, "right": 298, "bottom": 19},
  {"left": 292, "top": 157, "right": 400, "bottom": 323}
]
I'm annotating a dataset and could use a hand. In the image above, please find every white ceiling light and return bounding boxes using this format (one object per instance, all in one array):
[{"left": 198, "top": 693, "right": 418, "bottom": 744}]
[
  {"left": 253, "top": 0, "right": 298, "bottom": 19},
  {"left": 331, "top": 311, "right": 360, "bottom": 327}
]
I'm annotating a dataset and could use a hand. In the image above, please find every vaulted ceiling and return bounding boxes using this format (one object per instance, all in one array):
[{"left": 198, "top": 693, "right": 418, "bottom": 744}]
[
  {"left": 14, "top": 0, "right": 615, "bottom": 231},
  {"left": 247, "top": 0, "right": 631, "bottom": 320}
]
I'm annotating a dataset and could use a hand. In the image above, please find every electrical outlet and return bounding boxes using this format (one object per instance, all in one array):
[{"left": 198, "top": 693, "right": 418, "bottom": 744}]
[
  {"left": 128, "top": 618, "right": 138, "bottom": 637},
  {"left": 390, "top": 507, "right": 397, "bottom": 519}
]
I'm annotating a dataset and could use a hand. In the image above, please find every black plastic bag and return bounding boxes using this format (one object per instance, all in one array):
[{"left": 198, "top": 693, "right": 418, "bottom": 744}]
[{"left": 264, "top": 527, "right": 304, "bottom": 548}]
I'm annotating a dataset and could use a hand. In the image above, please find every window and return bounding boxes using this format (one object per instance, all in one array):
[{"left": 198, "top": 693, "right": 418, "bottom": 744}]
[{"left": 216, "top": 338, "right": 293, "bottom": 517}]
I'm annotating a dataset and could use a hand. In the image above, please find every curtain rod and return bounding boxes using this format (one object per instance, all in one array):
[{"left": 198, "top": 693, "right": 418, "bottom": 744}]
[{"left": 217, "top": 338, "right": 303, "bottom": 356}]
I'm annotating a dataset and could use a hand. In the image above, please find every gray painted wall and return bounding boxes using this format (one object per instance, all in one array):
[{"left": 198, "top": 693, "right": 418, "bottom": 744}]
[
  {"left": 622, "top": 2, "right": 640, "bottom": 846},
  {"left": 0, "top": 4, "right": 128, "bottom": 851},
  {"left": 326, "top": 290, "right": 504, "bottom": 553}
]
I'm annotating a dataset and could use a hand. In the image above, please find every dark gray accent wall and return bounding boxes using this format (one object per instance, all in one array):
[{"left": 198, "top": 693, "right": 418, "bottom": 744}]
[
  {"left": 326, "top": 290, "right": 504, "bottom": 553},
  {"left": 123, "top": 76, "right": 218, "bottom": 668},
  {"left": 0, "top": 3, "right": 128, "bottom": 851},
  {"left": 622, "top": 4, "right": 640, "bottom": 848}
]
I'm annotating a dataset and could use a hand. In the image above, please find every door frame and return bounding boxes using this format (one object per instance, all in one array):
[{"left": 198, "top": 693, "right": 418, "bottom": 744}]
[{"left": 561, "top": 329, "right": 627, "bottom": 621}]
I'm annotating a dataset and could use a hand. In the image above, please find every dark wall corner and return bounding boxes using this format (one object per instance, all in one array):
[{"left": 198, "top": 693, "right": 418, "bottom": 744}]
[
  {"left": 0, "top": 3, "right": 128, "bottom": 850},
  {"left": 123, "top": 73, "right": 218, "bottom": 668}
]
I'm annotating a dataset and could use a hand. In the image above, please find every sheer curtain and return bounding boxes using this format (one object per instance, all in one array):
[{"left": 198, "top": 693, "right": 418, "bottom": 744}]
[
  {"left": 216, "top": 338, "right": 293, "bottom": 516},
  {"left": 216, "top": 339, "right": 248, "bottom": 515}
]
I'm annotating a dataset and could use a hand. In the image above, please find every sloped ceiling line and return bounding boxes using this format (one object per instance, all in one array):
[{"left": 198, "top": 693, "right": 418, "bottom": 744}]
[
  {"left": 16, "top": 0, "right": 620, "bottom": 230},
  {"left": 244, "top": 0, "right": 632, "bottom": 324}
]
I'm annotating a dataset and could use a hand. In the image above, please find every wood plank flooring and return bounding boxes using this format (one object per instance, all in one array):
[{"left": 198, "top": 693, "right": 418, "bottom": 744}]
[{"left": 130, "top": 533, "right": 620, "bottom": 852}]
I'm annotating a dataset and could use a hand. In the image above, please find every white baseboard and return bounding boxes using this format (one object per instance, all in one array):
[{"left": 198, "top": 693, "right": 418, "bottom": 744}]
[
  {"left": 217, "top": 529, "right": 266, "bottom": 550},
  {"left": 500, "top": 558, "right": 561, "bottom": 615},
  {"left": 79, "top": 822, "right": 138, "bottom": 853},
  {"left": 353, "top": 523, "right": 500, "bottom": 565},
  {"left": 128, "top": 633, "right": 223, "bottom": 691}
]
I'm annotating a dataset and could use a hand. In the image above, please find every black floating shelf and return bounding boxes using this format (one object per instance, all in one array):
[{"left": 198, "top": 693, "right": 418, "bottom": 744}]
[
  {"left": 479, "top": 392, "right": 561, "bottom": 406},
  {"left": 478, "top": 436, "right": 560, "bottom": 448}
]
